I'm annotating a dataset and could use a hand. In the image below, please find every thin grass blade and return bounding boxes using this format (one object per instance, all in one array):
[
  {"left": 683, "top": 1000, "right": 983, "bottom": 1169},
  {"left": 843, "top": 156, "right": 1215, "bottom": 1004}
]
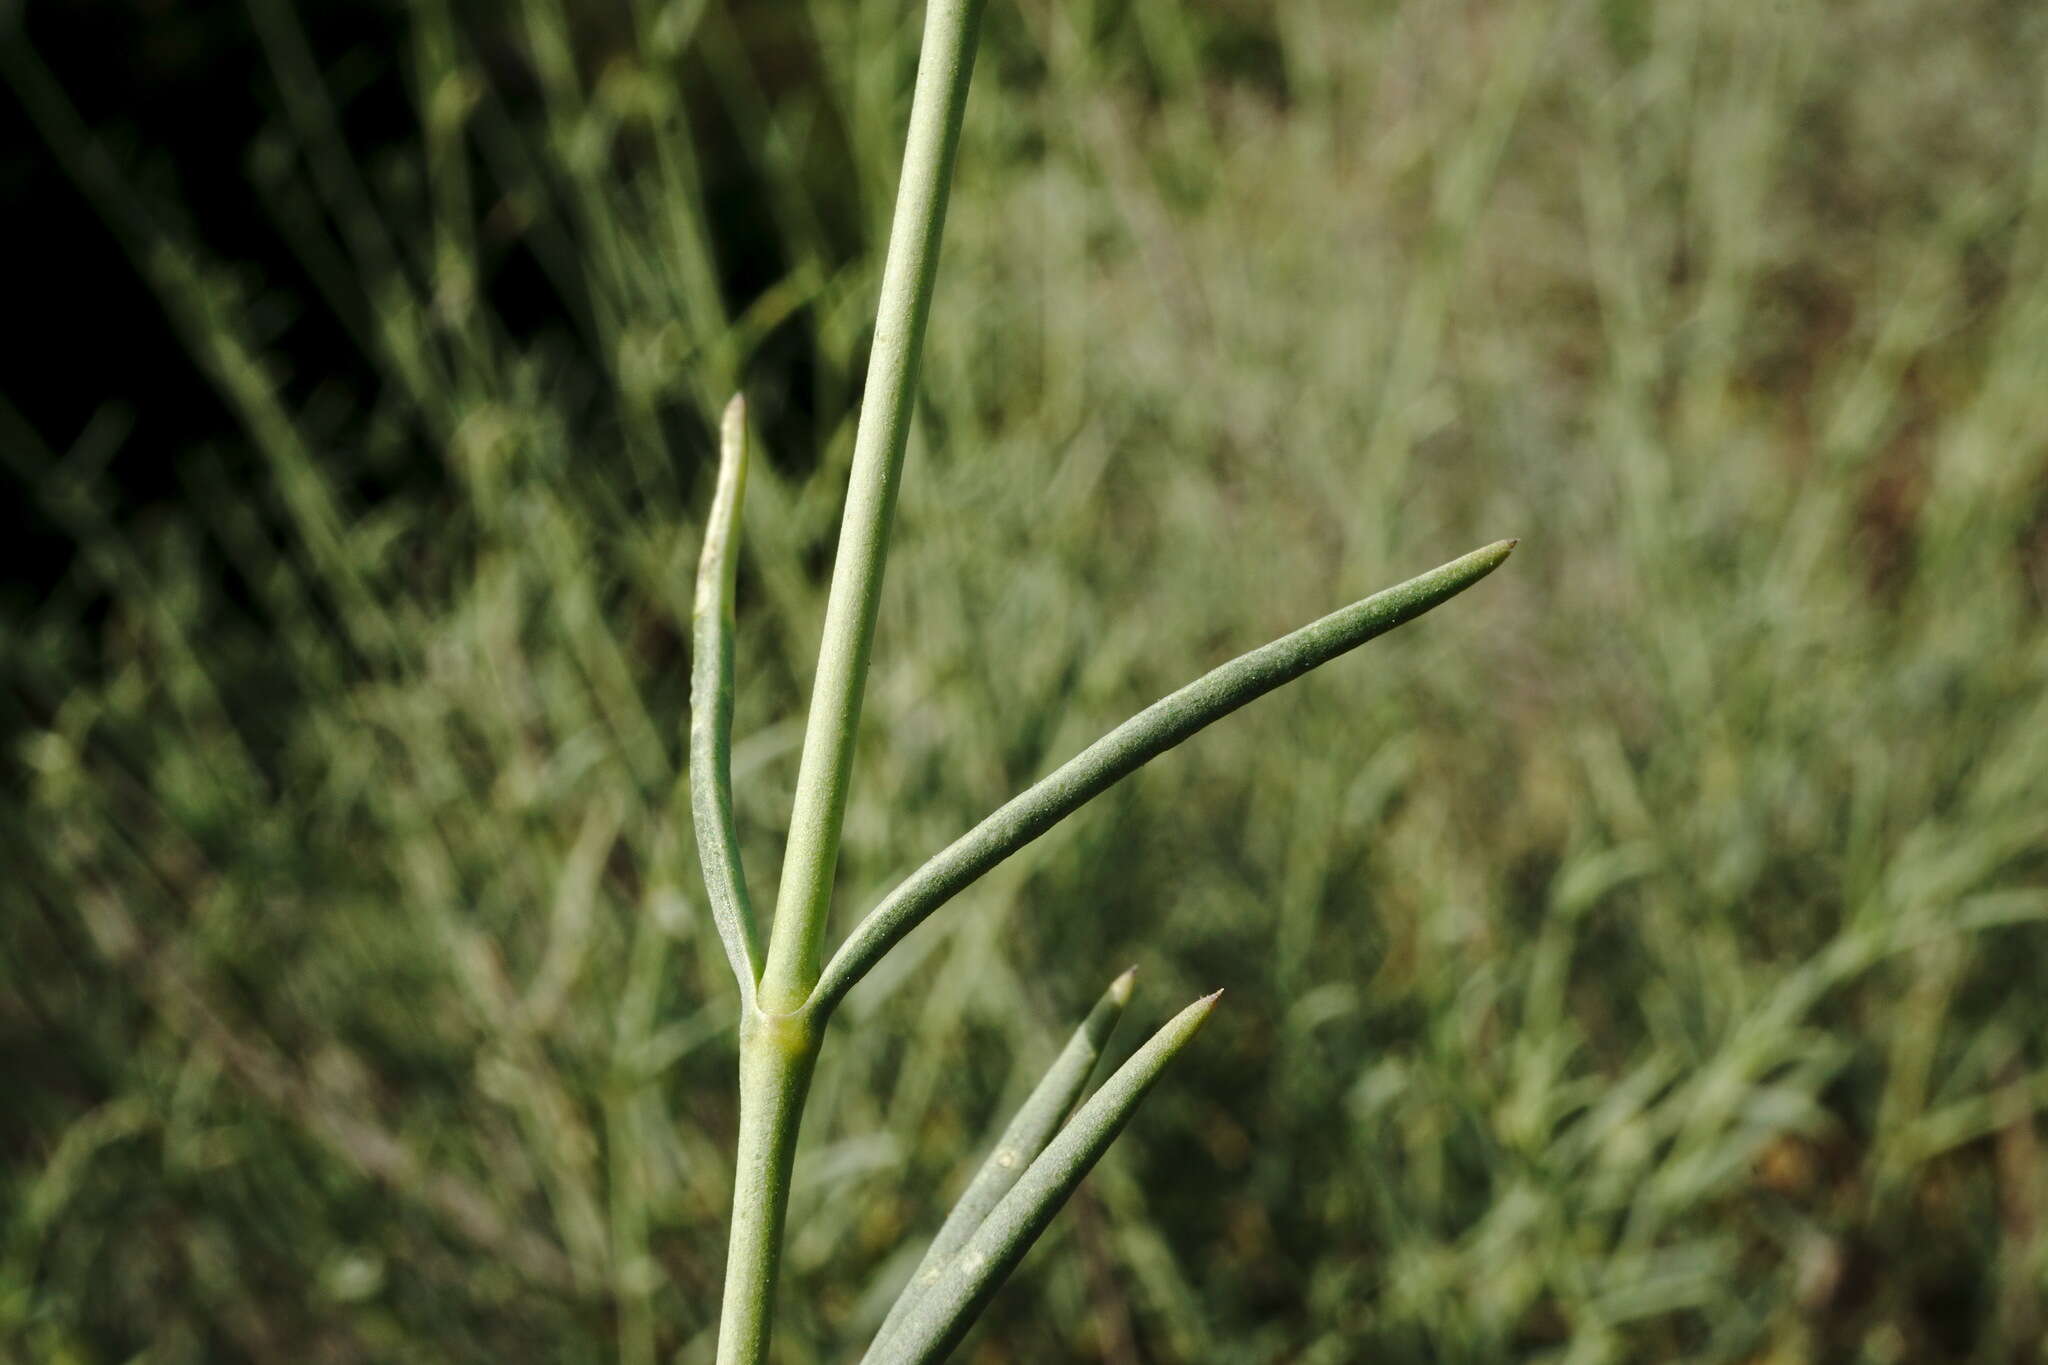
[
  {"left": 865, "top": 990, "right": 1223, "bottom": 1364},
  {"left": 814, "top": 540, "right": 1518, "bottom": 1012},
  {"left": 690, "top": 393, "right": 764, "bottom": 994},
  {"left": 866, "top": 967, "right": 1135, "bottom": 1352}
]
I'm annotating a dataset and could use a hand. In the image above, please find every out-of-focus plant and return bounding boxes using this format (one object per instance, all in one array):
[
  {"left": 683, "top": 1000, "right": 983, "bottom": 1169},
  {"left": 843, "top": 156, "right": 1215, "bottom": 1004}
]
[{"left": 694, "top": 3, "right": 1515, "bottom": 1360}]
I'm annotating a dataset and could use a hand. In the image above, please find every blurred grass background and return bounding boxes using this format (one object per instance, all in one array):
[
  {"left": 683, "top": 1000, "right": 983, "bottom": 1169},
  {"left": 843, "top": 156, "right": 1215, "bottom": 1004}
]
[{"left": 5, "top": 0, "right": 2048, "bottom": 1360}]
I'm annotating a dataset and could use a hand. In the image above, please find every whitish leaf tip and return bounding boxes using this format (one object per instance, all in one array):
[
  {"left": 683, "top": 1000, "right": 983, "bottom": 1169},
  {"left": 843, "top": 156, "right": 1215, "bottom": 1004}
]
[{"left": 1110, "top": 966, "right": 1138, "bottom": 1005}]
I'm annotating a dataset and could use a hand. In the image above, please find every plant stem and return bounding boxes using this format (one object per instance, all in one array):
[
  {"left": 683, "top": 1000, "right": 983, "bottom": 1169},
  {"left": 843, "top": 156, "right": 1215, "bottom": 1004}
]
[
  {"left": 713, "top": 4, "right": 988, "bottom": 1357},
  {"left": 714, "top": 1006, "right": 820, "bottom": 1365},
  {"left": 760, "top": 0, "right": 988, "bottom": 1014}
]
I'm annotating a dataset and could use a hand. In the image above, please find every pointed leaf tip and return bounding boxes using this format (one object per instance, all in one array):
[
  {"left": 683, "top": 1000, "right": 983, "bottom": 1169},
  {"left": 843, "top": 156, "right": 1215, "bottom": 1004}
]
[
  {"left": 1179, "top": 990, "right": 1223, "bottom": 1032},
  {"left": 1110, "top": 966, "right": 1138, "bottom": 1005},
  {"left": 1473, "top": 538, "right": 1517, "bottom": 570}
]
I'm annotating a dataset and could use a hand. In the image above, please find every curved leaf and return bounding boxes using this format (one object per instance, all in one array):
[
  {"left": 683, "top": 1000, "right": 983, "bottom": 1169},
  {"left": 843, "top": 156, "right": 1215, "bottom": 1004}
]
[
  {"left": 690, "top": 393, "right": 764, "bottom": 995},
  {"left": 814, "top": 540, "right": 1517, "bottom": 1012}
]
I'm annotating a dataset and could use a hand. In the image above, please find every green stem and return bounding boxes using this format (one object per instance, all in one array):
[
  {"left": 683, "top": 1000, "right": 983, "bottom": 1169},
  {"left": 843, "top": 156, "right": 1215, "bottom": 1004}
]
[
  {"left": 760, "top": 0, "right": 989, "bottom": 1014},
  {"left": 713, "top": 4, "right": 989, "bottom": 1357},
  {"left": 713, "top": 1007, "right": 820, "bottom": 1365}
]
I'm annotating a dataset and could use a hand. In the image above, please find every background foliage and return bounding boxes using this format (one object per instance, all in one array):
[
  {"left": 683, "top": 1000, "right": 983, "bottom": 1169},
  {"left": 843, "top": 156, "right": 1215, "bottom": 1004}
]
[{"left": 5, "top": 0, "right": 2048, "bottom": 1360}]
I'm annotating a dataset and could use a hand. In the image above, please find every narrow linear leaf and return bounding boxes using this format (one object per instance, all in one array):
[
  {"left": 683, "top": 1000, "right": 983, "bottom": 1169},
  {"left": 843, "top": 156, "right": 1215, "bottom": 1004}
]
[
  {"left": 867, "top": 991, "right": 1223, "bottom": 1365},
  {"left": 814, "top": 539, "right": 1518, "bottom": 1012},
  {"left": 690, "top": 393, "right": 764, "bottom": 994},
  {"left": 866, "top": 967, "right": 1135, "bottom": 1354}
]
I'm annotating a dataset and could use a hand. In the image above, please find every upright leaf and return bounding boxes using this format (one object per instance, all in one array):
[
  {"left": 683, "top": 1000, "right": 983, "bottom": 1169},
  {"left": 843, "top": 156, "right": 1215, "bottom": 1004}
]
[
  {"left": 691, "top": 393, "right": 763, "bottom": 994},
  {"left": 867, "top": 991, "right": 1223, "bottom": 1364},
  {"left": 867, "top": 967, "right": 1134, "bottom": 1351}
]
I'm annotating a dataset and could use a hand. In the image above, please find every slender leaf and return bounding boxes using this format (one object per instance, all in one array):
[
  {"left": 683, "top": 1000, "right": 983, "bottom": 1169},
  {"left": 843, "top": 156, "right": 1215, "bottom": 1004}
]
[
  {"left": 814, "top": 540, "right": 1517, "bottom": 1012},
  {"left": 866, "top": 991, "right": 1223, "bottom": 1364},
  {"left": 866, "top": 967, "right": 1135, "bottom": 1353},
  {"left": 691, "top": 393, "right": 763, "bottom": 994}
]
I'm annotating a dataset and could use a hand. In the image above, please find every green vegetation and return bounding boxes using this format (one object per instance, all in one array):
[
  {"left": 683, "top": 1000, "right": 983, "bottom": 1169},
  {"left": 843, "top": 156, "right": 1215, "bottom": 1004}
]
[
  {"left": 5, "top": 0, "right": 2048, "bottom": 1362},
  {"left": 701, "top": 3, "right": 1503, "bottom": 1354}
]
